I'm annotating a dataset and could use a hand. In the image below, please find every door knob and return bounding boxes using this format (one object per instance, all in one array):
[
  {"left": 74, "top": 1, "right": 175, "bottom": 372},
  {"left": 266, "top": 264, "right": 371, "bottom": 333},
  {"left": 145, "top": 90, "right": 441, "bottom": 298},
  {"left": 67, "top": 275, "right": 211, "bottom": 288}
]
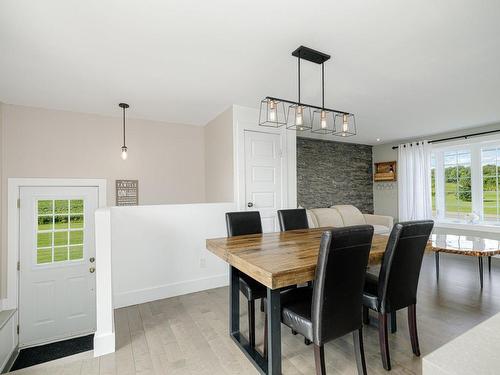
[
  {"left": 89, "top": 257, "right": 95, "bottom": 263},
  {"left": 89, "top": 267, "right": 95, "bottom": 273},
  {"left": 247, "top": 202, "right": 253, "bottom": 208}
]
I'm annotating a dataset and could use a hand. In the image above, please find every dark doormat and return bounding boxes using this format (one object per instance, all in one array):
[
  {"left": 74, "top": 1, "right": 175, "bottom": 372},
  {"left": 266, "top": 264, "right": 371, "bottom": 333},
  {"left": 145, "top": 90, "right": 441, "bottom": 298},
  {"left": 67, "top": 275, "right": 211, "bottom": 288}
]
[{"left": 11, "top": 334, "right": 94, "bottom": 371}]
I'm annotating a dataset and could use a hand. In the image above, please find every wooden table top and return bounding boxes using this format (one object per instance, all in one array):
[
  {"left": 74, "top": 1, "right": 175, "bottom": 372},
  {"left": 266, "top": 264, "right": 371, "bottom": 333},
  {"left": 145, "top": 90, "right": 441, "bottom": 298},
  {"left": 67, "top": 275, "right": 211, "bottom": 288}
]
[
  {"left": 431, "top": 233, "right": 500, "bottom": 257},
  {"left": 206, "top": 227, "right": 396, "bottom": 289}
]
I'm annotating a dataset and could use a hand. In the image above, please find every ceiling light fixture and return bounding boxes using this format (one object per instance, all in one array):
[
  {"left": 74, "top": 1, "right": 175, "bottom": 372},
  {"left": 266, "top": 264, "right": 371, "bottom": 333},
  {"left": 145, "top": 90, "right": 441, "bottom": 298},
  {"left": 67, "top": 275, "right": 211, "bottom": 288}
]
[
  {"left": 119, "top": 102, "right": 129, "bottom": 160},
  {"left": 259, "top": 45, "right": 356, "bottom": 137}
]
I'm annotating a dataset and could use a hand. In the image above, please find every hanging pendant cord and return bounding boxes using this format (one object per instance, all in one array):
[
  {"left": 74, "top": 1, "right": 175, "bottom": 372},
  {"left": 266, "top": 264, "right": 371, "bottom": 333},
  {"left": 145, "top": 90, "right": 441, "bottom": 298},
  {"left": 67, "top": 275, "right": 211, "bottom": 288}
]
[
  {"left": 297, "top": 55, "right": 301, "bottom": 104},
  {"left": 321, "top": 62, "right": 325, "bottom": 109},
  {"left": 122, "top": 106, "right": 126, "bottom": 147}
]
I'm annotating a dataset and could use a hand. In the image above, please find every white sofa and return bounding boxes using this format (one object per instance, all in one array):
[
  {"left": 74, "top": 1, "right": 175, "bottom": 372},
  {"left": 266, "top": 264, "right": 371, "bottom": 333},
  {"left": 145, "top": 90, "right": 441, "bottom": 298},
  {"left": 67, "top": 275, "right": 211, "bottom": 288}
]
[{"left": 306, "top": 205, "right": 393, "bottom": 235}]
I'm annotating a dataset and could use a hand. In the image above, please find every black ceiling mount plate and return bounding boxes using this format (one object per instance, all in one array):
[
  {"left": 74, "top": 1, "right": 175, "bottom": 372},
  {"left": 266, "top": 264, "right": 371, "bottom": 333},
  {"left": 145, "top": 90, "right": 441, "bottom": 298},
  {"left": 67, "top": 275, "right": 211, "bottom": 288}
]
[
  {"left": 292, "top": 46, "right": 331, "bottom": 64},
  {"left": 119, "top": 103, "right": 129, "bottom": 109}
]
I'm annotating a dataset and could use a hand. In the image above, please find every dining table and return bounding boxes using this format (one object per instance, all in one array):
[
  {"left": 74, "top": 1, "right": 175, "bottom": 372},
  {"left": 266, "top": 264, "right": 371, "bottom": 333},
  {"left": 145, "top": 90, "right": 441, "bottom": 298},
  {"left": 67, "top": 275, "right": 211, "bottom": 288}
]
[{"left": 205, "top": 227, "right": 418, "bottom": 375}]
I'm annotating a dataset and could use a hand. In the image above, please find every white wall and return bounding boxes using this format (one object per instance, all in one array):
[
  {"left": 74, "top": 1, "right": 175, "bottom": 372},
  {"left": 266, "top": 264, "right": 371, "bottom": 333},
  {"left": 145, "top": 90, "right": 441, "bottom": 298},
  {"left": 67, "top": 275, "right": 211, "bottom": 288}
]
[
  {"left": 372, "top": 123, "right": 500, "bottom": 221},
  {"left": 204, "top": 107, "right": 234, "bottom": 202},
  {"left": 0, "top": 310, "right": 16, "bottom": 372},
  {"left": 110, "top": 202, "right": 234, "bottom": 308},
  {"left": 0, "top": 104, "right": 207, "bottom": 298}
]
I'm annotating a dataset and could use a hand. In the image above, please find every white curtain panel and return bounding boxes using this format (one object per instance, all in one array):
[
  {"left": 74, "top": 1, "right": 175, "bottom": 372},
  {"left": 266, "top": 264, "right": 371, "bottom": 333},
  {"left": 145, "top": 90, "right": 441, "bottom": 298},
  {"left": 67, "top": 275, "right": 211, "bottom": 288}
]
[{"left": 398, "top": 140, "right": 432, "bottom": 221}]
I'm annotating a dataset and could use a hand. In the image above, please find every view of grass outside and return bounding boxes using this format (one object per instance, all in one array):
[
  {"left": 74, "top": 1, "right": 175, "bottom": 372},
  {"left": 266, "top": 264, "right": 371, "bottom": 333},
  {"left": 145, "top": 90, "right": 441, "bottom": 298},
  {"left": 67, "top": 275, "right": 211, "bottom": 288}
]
[
  {"left": 482, "top": 148, "right": 500, "bottom": 221},
  {"left": 36, "top": 199, "right": 84, "bottom": 264}
]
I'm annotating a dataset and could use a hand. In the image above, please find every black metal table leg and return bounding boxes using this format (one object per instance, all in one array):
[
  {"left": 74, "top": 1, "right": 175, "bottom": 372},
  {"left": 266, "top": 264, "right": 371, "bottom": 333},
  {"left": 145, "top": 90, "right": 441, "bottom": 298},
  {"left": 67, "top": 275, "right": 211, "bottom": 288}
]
[
  {"left": 489, "top": 256, "right": 492, "bottom": 274},
  {"left": 229, "top": 266, "right": 267, "bottom": 374},
  {"left": 230, "top": 266, "right": 240, "bottom": 335},
  {"left": 267, "top": 288, "right": 282, "bottom": 375},
  {"left": 478, "top": 257, "right": 484, "bottom": 289},
  {"left": 435, "top": 251, "right": 440, "bottom": 281}
]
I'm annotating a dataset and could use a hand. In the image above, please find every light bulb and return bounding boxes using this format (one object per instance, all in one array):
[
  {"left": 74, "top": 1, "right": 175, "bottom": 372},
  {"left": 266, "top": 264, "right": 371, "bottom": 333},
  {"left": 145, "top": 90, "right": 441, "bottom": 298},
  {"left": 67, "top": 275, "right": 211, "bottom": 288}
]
[
  {"left": 342, "top": 114, "right": 349, "bottom": 132},
  {"left": 121, "top": 146, "right": 128, "bottom": 160},
  {"left": 320, "top": 111, "right": 327, "bottom": 129},
  {"left": 296, "top": 106, "right": 303, "bottom": 126},
  {"left": 268, "top": 101, "right": 277, "bottom": 121}
]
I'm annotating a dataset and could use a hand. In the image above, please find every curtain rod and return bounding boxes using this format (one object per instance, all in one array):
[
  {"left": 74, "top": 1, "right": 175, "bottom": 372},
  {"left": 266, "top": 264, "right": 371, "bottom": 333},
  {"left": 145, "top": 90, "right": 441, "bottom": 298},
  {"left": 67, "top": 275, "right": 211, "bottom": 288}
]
[{"left": 391, "top": 129, "right": 500, "bottom": 150}]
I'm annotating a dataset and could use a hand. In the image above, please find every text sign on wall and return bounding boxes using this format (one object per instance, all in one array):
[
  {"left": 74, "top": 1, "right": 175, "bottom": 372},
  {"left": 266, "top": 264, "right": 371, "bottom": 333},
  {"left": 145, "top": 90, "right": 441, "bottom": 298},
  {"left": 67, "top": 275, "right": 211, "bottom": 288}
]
[{"left": 116, "top": 180, "right": 139, "bottom": 206}]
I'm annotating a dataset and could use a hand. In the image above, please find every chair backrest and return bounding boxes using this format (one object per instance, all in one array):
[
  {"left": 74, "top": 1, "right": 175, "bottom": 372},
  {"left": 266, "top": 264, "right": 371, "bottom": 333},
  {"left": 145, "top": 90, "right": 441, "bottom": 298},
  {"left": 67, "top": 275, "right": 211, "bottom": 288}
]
[
  {"left": 312, "top": 225, "right": 374, "bottom": 345},
  {"left": 278, "top": 209, "right": 309, "bottom": 231},
  {"left": 225, "top": 211, "right": 262, "bottom": 237},
  {"left": 377, "top": 220, "right": 434, "bottom": 313}
]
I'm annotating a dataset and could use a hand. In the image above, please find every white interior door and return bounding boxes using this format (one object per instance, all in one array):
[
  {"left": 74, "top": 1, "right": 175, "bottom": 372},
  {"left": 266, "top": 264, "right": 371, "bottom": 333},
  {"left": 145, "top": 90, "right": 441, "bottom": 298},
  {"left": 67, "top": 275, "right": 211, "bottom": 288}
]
[
  {"left": 245, "top": 130, "right": 282, "bottom": 232},
  {"left": 19, "top": 186, "right": 98, "bottom": 347}
]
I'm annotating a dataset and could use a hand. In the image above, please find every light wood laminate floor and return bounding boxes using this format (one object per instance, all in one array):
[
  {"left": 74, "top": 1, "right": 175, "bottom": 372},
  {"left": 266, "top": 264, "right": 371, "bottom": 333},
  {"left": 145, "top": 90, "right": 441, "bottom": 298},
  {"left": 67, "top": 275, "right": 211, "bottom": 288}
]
[{"left": 8, "top": 254, "right": 500, "bottom": 375}]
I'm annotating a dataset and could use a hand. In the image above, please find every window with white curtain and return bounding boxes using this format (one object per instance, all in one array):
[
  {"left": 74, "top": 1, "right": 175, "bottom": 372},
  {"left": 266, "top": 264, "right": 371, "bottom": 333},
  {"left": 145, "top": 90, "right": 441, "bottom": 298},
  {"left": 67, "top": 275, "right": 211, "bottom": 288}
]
[{"left": 431, "top": 138, "right": 500, "bottom": 224}]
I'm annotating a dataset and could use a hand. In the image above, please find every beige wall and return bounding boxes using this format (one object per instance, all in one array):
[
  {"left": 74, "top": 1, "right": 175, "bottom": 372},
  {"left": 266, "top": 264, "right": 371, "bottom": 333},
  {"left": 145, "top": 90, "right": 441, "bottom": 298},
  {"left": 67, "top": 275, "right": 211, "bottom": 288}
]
[
  {"left": 204, "top": 106, "right": 234, "bottom": 202},
  {"left": 0, "top": 104, "right": 207, "bottom": 297},
  {"left": 373, "top": 123, "right": 500, "bottom": 221}
]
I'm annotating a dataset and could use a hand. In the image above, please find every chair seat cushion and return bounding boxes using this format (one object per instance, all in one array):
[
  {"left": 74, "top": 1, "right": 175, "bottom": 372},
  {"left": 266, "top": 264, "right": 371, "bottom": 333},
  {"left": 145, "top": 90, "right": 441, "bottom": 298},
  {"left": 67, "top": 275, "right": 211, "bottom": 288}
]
[
  {"left": 363, "top": 272, "right": 380, "bottom": 311},
  {"left": 239, "top": 273, "right": 266, "bottom": 301},
  {"left": 280, "top": 287, "right": 314, "bottom": 341},
  {"left": 372, "top": 224, "right": 390, "bottom": 234}
]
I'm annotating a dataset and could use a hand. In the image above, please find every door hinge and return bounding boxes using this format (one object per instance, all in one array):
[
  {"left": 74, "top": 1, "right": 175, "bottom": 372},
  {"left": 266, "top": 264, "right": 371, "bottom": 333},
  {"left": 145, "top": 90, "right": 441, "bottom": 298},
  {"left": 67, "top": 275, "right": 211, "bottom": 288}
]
[
  {"left": 17, "top": 261, "right": 20, "bottom": 271},
  {"left": 17, "top": 325, "right": 19, "bottom": 334},
  {"left": 17, "top": 198, "right": 20, "bottom": 208}
]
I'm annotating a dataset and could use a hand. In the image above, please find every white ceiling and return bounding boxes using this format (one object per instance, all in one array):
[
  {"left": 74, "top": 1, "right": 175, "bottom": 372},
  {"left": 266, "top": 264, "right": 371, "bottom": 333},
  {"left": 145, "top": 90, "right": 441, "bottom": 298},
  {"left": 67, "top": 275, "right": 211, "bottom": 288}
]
[{"left": 1, "top": 0, "right": 500, "bottom": 145}]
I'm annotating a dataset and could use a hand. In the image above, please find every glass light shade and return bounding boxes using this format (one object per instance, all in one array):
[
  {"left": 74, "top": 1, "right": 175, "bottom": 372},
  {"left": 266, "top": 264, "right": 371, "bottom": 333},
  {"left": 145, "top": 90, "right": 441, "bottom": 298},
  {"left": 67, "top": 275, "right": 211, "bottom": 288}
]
[
  {"left": 333, "top": 113, "right": 357, "bottom": 137},
  {"left": 311, "top": 109, "right": 335, "bottom": 134},
  {"left": 258, "top": 98, "right": 287, "bottom": 127},
  {"left": 121, "top": 146, "right": 128, "bottom": 160},
  {"left": 286, "top": 104, "right": 312, "bottom": 131}
]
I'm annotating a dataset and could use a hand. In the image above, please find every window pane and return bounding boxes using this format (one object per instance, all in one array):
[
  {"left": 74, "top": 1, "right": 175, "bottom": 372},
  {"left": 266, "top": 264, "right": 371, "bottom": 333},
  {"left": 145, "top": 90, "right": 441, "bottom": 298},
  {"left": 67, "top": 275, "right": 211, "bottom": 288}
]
[
  {"left": 55, "top": 200, "right": 69, "bottom": 214},
  {"left": 431, "top": 153, "right": 436, "bottom": 214},
  {"left": 444, "top": 150, "right": 472, "bottom": 219},
  {"left": 54, "top": 231, "right": 68, "bottom": 246},
  {"left": 38, "top": 216, "right": 53, "bottom": 231},
  {"left": 69, "top": 245, "right": 83, "bottom": 260},
  {"left": 70, "top": 200, "right": 84, "bottom": 214},
  {"left": 37, "top": 249, "right": 52, "bottom": 264},
  {"left": 37, "top": 232, "right": 52, "bottom": 248},
  {"left": 70, "top": 215, "right": 84, "bottom": 229},
  {"left": 458, "top": 153, "right": 471, "bottom": 165},
  {"left": 69, "top": 230, "right": 83, "bottom": 245},
  {"left": 54, "top": 215, "right": 69, "bottom": 229},
  {"left": 444, "top": 153, "right": 457, "bottom": 165},
  {"left": 54, "top": 247, "right": 68, "bottom": 262},
  {"left": 38, "top": 200, "right": 53, "bottom": 215},
  {"left": 445, "top": 167, "right": 457, "bottom": 183}
]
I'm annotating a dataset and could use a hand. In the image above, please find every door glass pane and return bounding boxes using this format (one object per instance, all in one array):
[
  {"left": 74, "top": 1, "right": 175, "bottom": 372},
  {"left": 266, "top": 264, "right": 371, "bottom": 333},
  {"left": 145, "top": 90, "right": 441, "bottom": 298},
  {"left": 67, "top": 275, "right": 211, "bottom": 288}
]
[
  {"left": 38, "top": 216, "right": 53, "bottom": 231},
  {"left": 69, "top": 245, "right": 84, "bottom": 260},
  {"left": 70, "top": 230, "right": 84, "bottom": 245},
  {"left": 54, "top": 247, "right": 68, "bottom": 262},
  {"left": 70, "top": 215, "right": 84, "bottom": 229},
  {"left": 37, "top": 249, "right": 52, "bottom": 264},
  {"left": 70, "top": 199, "right": 84, "bottom": 214},
  {"left": 38, "top": 200, "right": 53, "bottom": 215},
  {"left": 54, "top": 231, "right": 68, "bottom": 246},
  {"left": 54, "top": 215, "right": 69, "bottom": 229},
  {"left": 37, "top": 232, "right": 52, "bottom": 248},
  {"left": 54, "top": 200, "right": 69, "bottom": 214}
]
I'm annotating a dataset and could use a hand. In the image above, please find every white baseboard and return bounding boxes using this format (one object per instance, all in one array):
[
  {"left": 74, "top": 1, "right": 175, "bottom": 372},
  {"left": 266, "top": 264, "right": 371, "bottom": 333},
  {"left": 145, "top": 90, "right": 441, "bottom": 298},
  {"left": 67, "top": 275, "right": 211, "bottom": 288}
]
[
  {"left": 93, "top": 333, "right": 115, "bottom": 358},
  {"left": 113, "top": 273, "right": 229, "bottom": 309}
]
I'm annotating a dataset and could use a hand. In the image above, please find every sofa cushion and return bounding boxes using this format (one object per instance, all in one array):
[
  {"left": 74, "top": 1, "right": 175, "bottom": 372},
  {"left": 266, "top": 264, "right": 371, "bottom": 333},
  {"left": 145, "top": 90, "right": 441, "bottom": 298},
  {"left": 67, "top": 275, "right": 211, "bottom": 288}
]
[
  {"left": 331, "top": 205, "right": 367, "bottom": 226},
  {"left": 310, "top": 208, "right": 345, "bottom": 227},
  {"left": 306, "top": 209, "right": 319, "bottom": 228}
]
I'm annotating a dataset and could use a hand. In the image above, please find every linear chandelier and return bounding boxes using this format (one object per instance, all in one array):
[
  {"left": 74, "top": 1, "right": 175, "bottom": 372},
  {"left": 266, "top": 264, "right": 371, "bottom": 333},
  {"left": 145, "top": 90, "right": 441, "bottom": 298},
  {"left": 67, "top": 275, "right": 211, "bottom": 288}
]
[
  {"left": 259, "top": 46, "right": 356, "bottom": 137},
  {"left": 119, "top": 102, "right": 129, "bottom": 160}
]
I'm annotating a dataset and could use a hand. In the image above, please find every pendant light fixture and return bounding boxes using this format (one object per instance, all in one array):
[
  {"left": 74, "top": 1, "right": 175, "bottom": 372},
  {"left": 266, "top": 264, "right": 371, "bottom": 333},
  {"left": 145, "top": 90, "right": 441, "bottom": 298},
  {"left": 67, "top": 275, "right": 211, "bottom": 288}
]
[
  {"left": 258, "top": 46, "right": 356, "bottom": 138},
  {"left": 119, "top": 102, "right": 129, "bottom": 160}
]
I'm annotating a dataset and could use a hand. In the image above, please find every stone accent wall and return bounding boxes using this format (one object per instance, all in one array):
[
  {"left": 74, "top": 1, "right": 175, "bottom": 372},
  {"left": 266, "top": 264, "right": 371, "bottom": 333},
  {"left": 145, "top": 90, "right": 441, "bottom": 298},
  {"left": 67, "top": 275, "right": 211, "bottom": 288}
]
[{"left": 297, "top": 137, "right": 374, "bottom": 213}]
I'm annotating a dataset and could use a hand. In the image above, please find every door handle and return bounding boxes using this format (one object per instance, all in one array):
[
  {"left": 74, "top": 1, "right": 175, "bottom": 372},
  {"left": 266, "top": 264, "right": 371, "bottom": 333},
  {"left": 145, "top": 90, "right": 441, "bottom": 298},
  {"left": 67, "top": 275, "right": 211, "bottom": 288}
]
[
  {"left": 247, "top": 202, "right": 254, "bottom": 208},
  {"left": 89, "top": 267, "right": 95, "bottom": 273}
]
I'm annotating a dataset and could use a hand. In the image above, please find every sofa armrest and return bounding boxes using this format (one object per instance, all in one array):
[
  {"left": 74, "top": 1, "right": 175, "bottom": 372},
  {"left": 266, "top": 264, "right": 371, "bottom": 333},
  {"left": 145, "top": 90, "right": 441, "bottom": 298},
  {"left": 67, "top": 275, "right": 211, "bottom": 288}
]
[{"left": 363, "top": 214, "right": 393, "bottom": 229}]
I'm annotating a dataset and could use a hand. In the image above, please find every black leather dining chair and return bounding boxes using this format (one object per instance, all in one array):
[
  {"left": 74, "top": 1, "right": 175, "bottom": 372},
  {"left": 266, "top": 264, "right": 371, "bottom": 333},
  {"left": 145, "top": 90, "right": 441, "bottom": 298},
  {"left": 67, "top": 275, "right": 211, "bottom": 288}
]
[
  {"left": 362, "top": 220, "right": 434, "bottom": 371},
  {"left": 278, "top": 225, "right": 374, "bottom": 375},
  {"left": 225, "top": 211, "right": 266, "bottom": 350},
  {"left": 278, "top": 208, "right": 309, "bottom": 231}
]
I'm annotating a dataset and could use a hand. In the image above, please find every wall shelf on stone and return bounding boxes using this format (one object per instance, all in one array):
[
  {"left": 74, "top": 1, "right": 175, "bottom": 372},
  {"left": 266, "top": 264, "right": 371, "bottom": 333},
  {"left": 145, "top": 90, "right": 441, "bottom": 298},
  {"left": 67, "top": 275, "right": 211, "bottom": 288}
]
[{"left": 374, "top": 161, "right": 397, "bottom": 182}]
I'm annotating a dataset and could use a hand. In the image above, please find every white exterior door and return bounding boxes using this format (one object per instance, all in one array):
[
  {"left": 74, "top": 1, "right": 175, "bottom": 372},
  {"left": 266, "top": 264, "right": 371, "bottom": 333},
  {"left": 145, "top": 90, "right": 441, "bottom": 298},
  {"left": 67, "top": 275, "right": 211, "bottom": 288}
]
[
  {"left": 19, "top": 186, "right": 98, "bottom": 347},
  {"left": 244, "top": 130, "right": 282, "bottom": 232}
]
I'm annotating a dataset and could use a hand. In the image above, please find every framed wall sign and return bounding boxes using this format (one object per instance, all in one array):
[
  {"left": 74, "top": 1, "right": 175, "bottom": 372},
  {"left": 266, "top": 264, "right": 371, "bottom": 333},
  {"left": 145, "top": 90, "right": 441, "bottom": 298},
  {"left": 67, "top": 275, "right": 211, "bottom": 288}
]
[{"left": 116, "top": 180, "right": 139, "bottom": 206}]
